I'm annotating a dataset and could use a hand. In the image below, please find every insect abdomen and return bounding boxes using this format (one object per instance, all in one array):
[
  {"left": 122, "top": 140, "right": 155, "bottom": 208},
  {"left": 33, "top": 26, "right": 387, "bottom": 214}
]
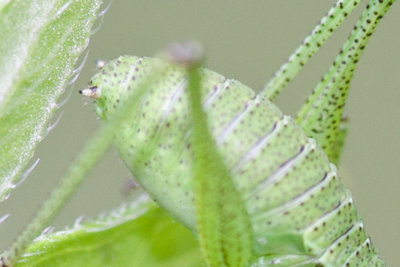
[{"left": 91, "top": 56, "right": 383, "bottom": 265}]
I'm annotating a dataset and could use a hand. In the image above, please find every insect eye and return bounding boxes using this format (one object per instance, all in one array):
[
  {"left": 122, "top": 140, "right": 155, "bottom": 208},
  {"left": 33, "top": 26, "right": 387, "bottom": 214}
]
[
  {"left": 79, "top": 86, "right": 99, "bottom": 99},
  {"left": 96, "top": 59, "right": 106, "bottom": 69}
]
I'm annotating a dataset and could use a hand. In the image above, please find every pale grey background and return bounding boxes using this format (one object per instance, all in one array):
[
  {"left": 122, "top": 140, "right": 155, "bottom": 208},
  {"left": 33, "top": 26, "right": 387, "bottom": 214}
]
[{"left": 1, "top": 0, "right": 399, "bottom": 265}]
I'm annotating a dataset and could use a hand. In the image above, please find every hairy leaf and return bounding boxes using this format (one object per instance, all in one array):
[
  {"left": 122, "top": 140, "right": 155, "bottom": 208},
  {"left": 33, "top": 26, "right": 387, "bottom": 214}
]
[
  {"left": 16, "top": 194, "right": 203, "bottom": 267},
  {"left": 0, "top": 0, "right": 102, "bottom": 201}
]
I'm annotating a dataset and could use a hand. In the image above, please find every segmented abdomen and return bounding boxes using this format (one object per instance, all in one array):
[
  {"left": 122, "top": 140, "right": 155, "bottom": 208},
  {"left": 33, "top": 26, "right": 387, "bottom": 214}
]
[{"left": 93, "top": 56, "right": 383, "bottom": 266}]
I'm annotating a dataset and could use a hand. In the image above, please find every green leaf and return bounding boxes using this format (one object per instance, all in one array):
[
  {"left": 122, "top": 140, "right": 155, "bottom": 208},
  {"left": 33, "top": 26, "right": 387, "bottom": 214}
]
[
  {"left": 16, "top": 193, "right": 204, "bottom": 267},
  {"left": 0, "top": 0, "right": 102, "bottom": 201}
]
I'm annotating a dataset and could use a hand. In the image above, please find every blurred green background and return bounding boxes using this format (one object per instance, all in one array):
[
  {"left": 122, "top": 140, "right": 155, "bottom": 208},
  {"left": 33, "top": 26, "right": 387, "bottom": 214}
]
[{"left": 1, "top": 0, "right": 399, "bottom": 265}]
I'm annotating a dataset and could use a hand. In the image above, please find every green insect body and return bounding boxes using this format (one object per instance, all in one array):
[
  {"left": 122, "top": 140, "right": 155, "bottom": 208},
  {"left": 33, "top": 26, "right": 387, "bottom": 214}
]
[
  {"left": 87, "top": 56, "right": 383, "bottom": 266},
  {"left": 0, "top": 1, "right": 396, "bottom": 266}
]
